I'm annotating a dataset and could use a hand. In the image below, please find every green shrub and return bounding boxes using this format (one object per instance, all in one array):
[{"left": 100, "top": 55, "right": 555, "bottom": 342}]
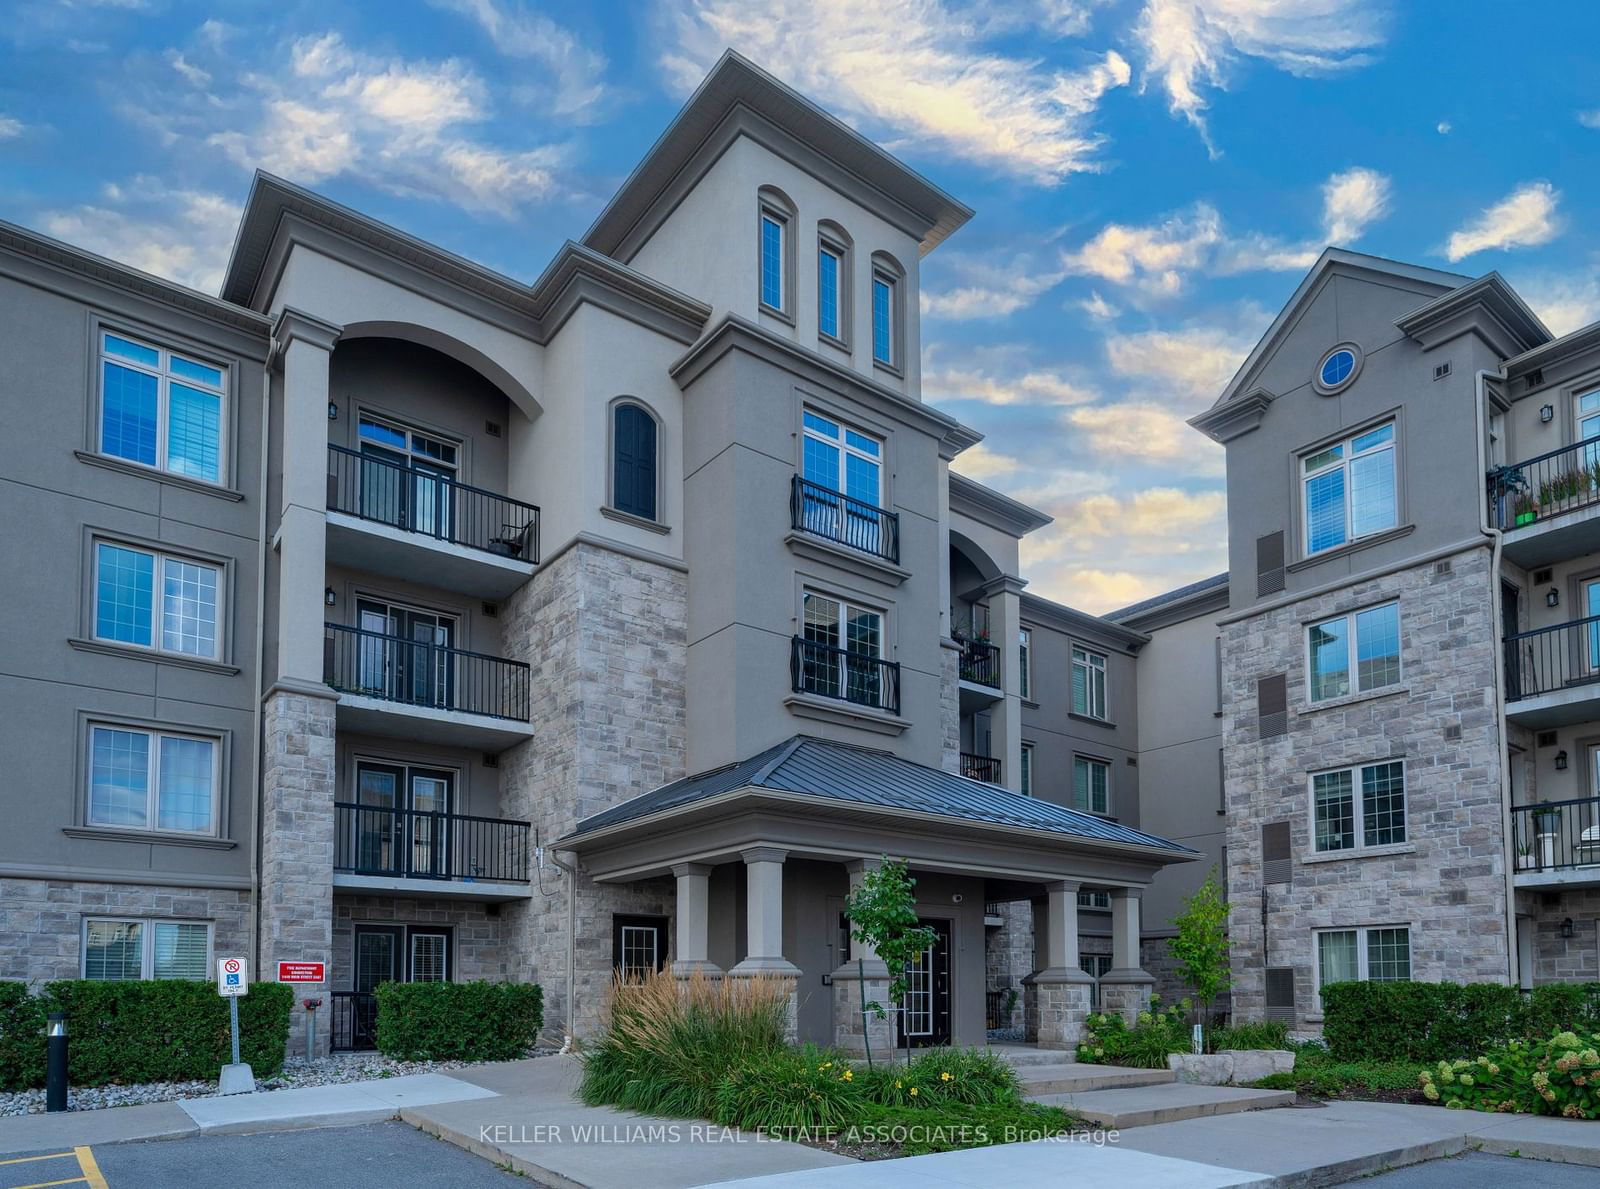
[
  {"left": 1076, "top": 1001, "right": 1190, "bottom": 1067},
  {"left": 42, "top": 980, "right": 293, "bottom": 1086},
  {"left": 1323, "top": 981, "right": 1600, "bottom": 1064},
  {"left": 0, "top": 982, "right": 47, "bottom": 1091},
  {"left": 848, "top": 1102, "right": 1074, "bottom": 1156},
  {"left": 374, "top": 981, "right": 542, "bottom": 1062},
  {"left": 1210, "top": 1020, "right": 1289, "bottom": 1051},
  {"left": 1252, "top": 1051, "right": 1420, "bottom": 1097},
  {"left": 861, "top": 1047, "right": 1021, "bottom": 1108},
  {"left": 1526, "top": 984, "right": 1600, "bottom": 1039},
  {"left": 1420, "top": 1030, "right": 1600, "bottom": 1119},
  {"left": 712, "top": 1046, "right": 862, "bottom": 1132}
]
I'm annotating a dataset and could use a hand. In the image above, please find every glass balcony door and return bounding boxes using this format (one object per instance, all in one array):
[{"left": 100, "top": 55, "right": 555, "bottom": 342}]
[
  {"left": 356, "top": 415, "right": 458, "bottom": 539},
  {"left": 355, "top": 599, "right": 456, "bottom": 709},
  {"left": 353, "top": 761, "right": 455, "bottom": 879}
]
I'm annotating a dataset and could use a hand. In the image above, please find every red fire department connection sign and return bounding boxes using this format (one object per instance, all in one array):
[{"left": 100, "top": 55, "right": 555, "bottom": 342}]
[{"left": 277, "top": 962, "right": 326, "bottom": 983}]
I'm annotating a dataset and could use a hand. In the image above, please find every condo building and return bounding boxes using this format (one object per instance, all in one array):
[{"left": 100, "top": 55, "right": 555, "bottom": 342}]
[{"left": 0, "top": 52, "right": 1225, "bottom": 1057}]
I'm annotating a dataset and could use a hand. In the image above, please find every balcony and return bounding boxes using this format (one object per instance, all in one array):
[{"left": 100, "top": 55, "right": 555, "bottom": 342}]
[
  {"left": 1503, "top": 616, "right": 1600, "bottom": 726},
  {"left": 956, "top": 636, "right": 1002, "bottom": 715},
  {"left": 961, "top": 752, "right": 1001, "bottom": 784},
  {"left": 1489, "top": 444, "right": 1600, "bottom": 567},
  {"left": 326, "top": 444, "right": 540, "bottom": 598},
  {"left": 789, "top": 636, "right": 900, "bottom": 716},
  {"left": 323, "top": 623, "right": 534, "bottom": 750},
  {"left": 333, "top": 802, "right": 532, "bottom": 900},
  {"left": 1512, "top": 797, "right": 1600, "bottom": 889}
]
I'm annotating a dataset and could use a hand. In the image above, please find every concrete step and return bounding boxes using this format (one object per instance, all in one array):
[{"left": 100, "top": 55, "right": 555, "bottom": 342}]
[
  {"left": 1016, "top": 1062, "right": 1177, "bottom": 1094},
  {"left": 985, "top": 1045, "right": 1074, "bottom": 1068},
  {"left": 1031, "top": 1082, "right": 1296, "bottom": 1129}
]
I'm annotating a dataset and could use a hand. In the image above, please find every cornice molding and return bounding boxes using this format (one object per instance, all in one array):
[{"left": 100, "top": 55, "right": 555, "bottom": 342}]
[
  {"left": 948, "top": 472, "right": 1052, "bottom": 537},
  {"left": 1189, "top": 386, "right": 1273, "bottom": 443}
]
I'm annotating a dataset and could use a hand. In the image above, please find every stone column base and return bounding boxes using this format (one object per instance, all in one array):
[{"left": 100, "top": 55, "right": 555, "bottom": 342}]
[
  {"left": 1099, "top": 970, "right": 1155, "bottom": 1026},
  {"left": 831, "top": 964, "right": 895, "bottom": 1057},
  {"left": 1023, "top": 969, "right": 1094, "bottom": 1051}
]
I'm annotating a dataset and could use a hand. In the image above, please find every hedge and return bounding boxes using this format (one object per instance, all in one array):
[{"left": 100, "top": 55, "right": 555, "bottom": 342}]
[
  {"left": 1322, "top": 980, "right": 1600, "bottom": 1063},
  {"left": 0, "top": 980, "right": 293, "bottom": 1090},
  {"left": 374, "top": 981, "right": 542, "bottom": 1062}
]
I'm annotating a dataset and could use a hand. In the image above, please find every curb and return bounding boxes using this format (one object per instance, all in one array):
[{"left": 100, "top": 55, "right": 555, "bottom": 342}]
[{"left": 401, "top": 1107, "right": 591, "bottom": 1189}]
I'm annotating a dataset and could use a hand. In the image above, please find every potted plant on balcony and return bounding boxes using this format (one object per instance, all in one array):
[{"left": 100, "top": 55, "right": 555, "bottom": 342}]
[
  {"left": 1516, "top": 840, "right": 1535, "bottom": 871},
  {"left": 1533, "top": 803, "right": 1563, "bottom": 869},
  {"left": 1512, "top": 492, "right": 1539, "bottom": 527}
]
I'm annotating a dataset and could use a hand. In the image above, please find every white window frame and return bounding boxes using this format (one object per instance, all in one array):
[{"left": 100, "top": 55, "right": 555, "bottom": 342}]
[
  {"left": 1306, "top": 600, "right": 1401, "bottom": 704},
  {"left": 97, "top": 329, "right": 229, "bottom": 484},
  {"left": 1309, "top": 760, "right": 1407, "bottom": 853},
  {"left": 1077, "top": 890, "right": 1111, "bottom": 910},
  {"left": 1314, "top": 924, "right": 1412, "bottom": 1013},
  {"left": 802, "top": 410, "right": 884, "bottom": 505},
  {"left": 1071, "top": 645, "right": 1108, "bottom": 719},
  {"left": 1300, "top": 422, "right": 1397, "bottom": 557},
  {"left": 802, "top": 589, "right": 886, "bottom": 661},
  {"left": 81, "top": 917, "right": 214, "bottom": 980},
  {"left": 85, "top": 722, "right": 222, "bottom": 836},
  {"left": 1019, "top": 742, "right": 1034, "bottom": 796},
  {"left": 1018, "top": 628, "right": 1033, "bottom": 701},
  {"left": 759, "top": 203, "right": 789, "bottom": 315},
  {"left": 92, "top": 540, "right": 224, "bottom": 662},
  {"left": 1072, "top": 754, "right": 1111, "bottom": 816}
]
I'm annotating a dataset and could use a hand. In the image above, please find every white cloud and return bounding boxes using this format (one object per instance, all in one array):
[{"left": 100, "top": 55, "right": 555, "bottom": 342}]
[
  {"left": 1516, "top": 269, "right": 1600, "bottom": 338},
  {"left": 659, "top": 0, "right": 1132, "bottom": 184},
  {"left": 0, "top": 115, "right": 21, "bottom": 139},
  {"left": 202, "top": 33, "right": 567, "bottom": 215},
  {"left": 922, "top": 253, "right": 1068, "bottom": 320},
  {"left": 1066, "top": 402, "right": 1224, "bottom": 473},
  {"left": 1321, "top": 166, "right": 1390, "bottom": 244},
  {"left": 924, "top": 361, "right": 1098, "bottom": 407},
  {"left": 36, "top": 183, "right": 239, "bottom": 293},
  {"left": 1436, "top": 120, "right": 1451, "bottom": 135},
  {"left": 167, "top": 50, "right": 210, "bottom": 88},
  {"left": 949, "top": 443, "right": 1023, "bottom": 484},
  {"left": 1579, "top": 110, "right": 1600, "bottom": 130},
  {"left": 1444, "top": 181, "right": 1562, "bottom": 262},
  {"left": 431, "top": 0, "right": 608, "bottom": 116},
  {"left": 1063, "top": 203, "right": 1224, "bottom": 295},
  {"left": 1079, "top": 291, "right": 1120, "bottom": 320},
  {"left": 1104, "top": 317, "right": 1263, "bottom": 403},
  {"left": 1133, "top": 0, "right": 1386, "bottom": 152}
]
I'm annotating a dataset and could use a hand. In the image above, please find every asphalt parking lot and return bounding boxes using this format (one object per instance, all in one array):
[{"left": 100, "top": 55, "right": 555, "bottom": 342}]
[{"left": 1347, "top": 1150, "right": 1600, "bottom": 1187}]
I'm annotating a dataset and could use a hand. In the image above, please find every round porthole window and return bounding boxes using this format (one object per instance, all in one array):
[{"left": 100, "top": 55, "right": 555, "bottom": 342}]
[{"left": 1315, "top": 345, "right": 1361, "bottom": 394}]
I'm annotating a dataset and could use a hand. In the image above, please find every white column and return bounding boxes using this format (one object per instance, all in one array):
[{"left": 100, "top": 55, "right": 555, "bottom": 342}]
[
  {"left": 983, "top": 575, "right": 1027, "bottom": 793},
  {"left": 670, "top": 862, "right": 720, "bottom": 977},
  {"left": 272, "top": 308, "right": 341, "bottom": 690},
  {"left": 730, "top": 847, "right": 801, "bottom": 975}
]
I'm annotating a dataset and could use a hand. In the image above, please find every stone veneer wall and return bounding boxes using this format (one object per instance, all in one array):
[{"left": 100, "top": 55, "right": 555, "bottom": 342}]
[
  {"left": 330, "top": 895, "right": 509, "bottom": 989},
  {"left": 0, "top": 879, "right": 251, "bottom": 984},
  {"left": 1222, "top": 544, "right": 1510, "bottom": 1027},
  {"left": 1520, "top": 888, "right": 1600, "bottom": 983},
  {"left": 939, "top": 642, "right": 960, "bottom": 774},
  {"left": 983, "top": 901, "right": 1033, "bottom": 1029},
  {"left": 259, "top": 688, "right": 338, "bottom": 1055},
  {"left": 498, "top": 542, "right": 688, "bottom": 1040}
]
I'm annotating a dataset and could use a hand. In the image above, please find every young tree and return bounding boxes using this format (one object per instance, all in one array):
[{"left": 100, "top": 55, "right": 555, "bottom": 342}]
[
  {"left": 1168, "top": 869, "right": 1230, "bottom": 1051},
  {"left": 844, "top": 857, "right": 935, "bottom": 1066}
]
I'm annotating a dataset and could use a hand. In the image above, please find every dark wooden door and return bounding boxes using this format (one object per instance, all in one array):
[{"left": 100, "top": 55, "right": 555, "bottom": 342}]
[{"left": 904, "top": 918, "right": 952, "bottom": 1047}]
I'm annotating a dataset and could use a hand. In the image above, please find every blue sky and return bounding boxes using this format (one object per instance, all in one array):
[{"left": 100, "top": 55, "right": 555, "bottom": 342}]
[{"left": 5, "top": 1, "right": 1599, "bottom": 612}]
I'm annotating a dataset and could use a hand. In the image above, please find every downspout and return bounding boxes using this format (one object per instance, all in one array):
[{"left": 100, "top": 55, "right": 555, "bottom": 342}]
[
  {"left": 249, "top": 345, "right": 274, "bottom": 974},
  {"left": 1475, "top": 366, "right": 1519, "bottom": 990}
]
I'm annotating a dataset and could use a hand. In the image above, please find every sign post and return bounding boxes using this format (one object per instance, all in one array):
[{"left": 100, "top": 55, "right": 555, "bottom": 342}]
[{"left": 216, "top": 957, "right": 255, "bottom": 1095}]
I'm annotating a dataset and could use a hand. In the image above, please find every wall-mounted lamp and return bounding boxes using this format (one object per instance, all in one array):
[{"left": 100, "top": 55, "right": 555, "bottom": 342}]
[
  {"left": 1541, "top": 404, "right": 1555, "bottom": 423},
  {"left": 328, "top": 402, "right": 338, "bottom": 421},
  {"left": 1563, "top": 917, "right": 1576, "bottom": 939},
  {"left": 324, "top": 587, "right": 336, "bottom": 607},
  {"left": 1555, "top": 750, "right": 1569, "bottom": 771},
  {"left": 1547, "top": 587, "right": 1561, "bottom": 608}
]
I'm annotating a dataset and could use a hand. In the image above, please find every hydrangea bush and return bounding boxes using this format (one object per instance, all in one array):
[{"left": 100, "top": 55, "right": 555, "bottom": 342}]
[{"left": 1418, "top": 1030, "right": 1600, "bottom": 1119}]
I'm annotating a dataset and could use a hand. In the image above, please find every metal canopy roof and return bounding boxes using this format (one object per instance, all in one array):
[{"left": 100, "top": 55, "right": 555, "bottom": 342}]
[{"left": 569, "top": 735, "right": 1197, "bottom": 854}]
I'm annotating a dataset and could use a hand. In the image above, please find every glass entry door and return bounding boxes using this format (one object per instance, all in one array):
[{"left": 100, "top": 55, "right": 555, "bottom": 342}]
[
  {"left": 902, "top": 918, "right": 952, "bottom": 1047},
  {"left": 353, "top": 761, "right": 455, "bottom": 878},
  {"left": 355, "top": 599, "right": 456, "bottom": 709},
  {"left": 357, "top": 415, "right": 458, "bottom": 539}
]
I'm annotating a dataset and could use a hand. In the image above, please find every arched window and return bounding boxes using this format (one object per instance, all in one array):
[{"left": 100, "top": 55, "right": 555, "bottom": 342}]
[
  {"left": 869, "top": 251, "right": 905, "bottom": 370},
  {"left": 612, "top": 401, "right": 658, "bottom": 521},
  {"left": 757, "top": 186, "right": 797, "bottom": 317}
]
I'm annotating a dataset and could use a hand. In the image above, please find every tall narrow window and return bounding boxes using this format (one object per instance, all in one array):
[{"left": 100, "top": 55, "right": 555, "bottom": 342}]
[
  {"left": 818, "top": 242, "right": 843, "bottom": 340},
  {"left": 94, "top": 542, "right": 221, "bottom": 660},
  {"left": 1019, "top": 743, "right": 1034, "bottom": 796},
  {"left": 99, "top": 332, "right": 227, "bottom": 482},
  {"left": 1302, "top": 423, "right": 1396, "bottom": 555},
  {"left": 1018, "top": 628, "right": 1033, "bottom": 700},
  {"left": 1072, "top": 756, "right": 1110, "bottom": 814},
  {"left": 760, "top": 208, "right": 787, "bottom": 312},
  {"left": 1071, "top": 646, "right": 1107, "bottom": 719},
  {"left": 612, "top": 402, "right": 658, "bottom": 521},
  {"left": 871, "top": 272, "right": 895, "bottom": 365}
]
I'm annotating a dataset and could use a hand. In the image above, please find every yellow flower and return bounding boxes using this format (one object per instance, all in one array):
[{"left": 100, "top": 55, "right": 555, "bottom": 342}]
[
  {"left": 910, "top": 1087, "right": 919, "bottom": 1096},
  {"left": 818, "top": 1061, "right": 832, "bottom": 1071},
  {"left": 841, "top": 1069, "right": 853, "bottom": 1082},
  {"left": 940, "top": 1071, "right": 952, "bottom": 1082},
  {"left": 894, "top": 1080, "right": 902, "bottom": 1089}
]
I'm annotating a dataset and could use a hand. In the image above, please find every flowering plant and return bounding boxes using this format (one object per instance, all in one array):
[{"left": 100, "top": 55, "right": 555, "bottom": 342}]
[{"left": 1418, "top": 1030, "right": 1600, "bottom": 1118}]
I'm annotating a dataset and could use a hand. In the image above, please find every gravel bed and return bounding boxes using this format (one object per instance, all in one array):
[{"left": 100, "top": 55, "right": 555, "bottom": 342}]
[{"left": 0, "top": 1050, "right": 555, "bottom": 1117}]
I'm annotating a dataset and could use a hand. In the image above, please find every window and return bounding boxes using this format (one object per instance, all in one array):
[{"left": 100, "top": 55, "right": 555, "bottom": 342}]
[
  {"left": 613, "top": 915, "right": 667, "bottom": 981},
  {"left": 99, "top": 331, "right": 227, "bottom": 483},
  {"left": 84, "top": 919, "right": 211, "bottom": 980},
  {"left": 1071, "top": 646, "right": 1107, "bottom": 719},
  {"left": 1308, "top": 601, "right": 1400, "bottom": 702},
  {"left": 802, "top": 411, "right": 882, "bottom": 504},
  {"left": 798, "top": 590, "right": 891, "bottom": 709},
  {"left": 94, "top": 541, "right": 221, "bottom": 660},
  {"left": 759, "top": 203, "right": 788, "bottom": 313},
  {"left": 1019, "top": 743, "right": 1034, "bottom": 796},
  {"left": 612, "top": 402, "right": 659, "bottom": 521},
  {"left": 1072, "top": 756, "right": 1110, "bottom": 815},
  {"left": 1302, "top": 423, "right": 1396, "bottom": 555},
  {"left": 871, "top": 270, "right": 896, "bottom": 366},
  {"left": 1019, "top": 628, "right": 1033, "bottom": 700},
  {"left": 1077, "top": 890, "right": 1111, "bottom": 910},
  {"left": 354, "top": 414, "right": 459, "bottom": 537},
  {"left": 1318, "top": 347, "right": 1358, "bottom": 392},
  {"left": 1316, "top": 926, "right": 1410, "bottom": 1009},
  {"left": 88, "top": 724, "right": 218, "bottom": 834},
  {"left": 818, "top": 240, "right": 845, "bottom": 341},
  {"left": 1080, "top": 953, "right": 1113, "bottom": 1008},
  {"left": 1312, "top": 760, "right": 1406, "bottom": 852}
]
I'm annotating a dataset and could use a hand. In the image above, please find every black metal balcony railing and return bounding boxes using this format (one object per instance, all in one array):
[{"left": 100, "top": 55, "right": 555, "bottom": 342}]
[
  {"left": 961, "top": 753, "right": 1001, "bottom": 783},
  {"left": 790, "top": 637, "right": 900, "bottom": 715},
  {"left": 1488, "top": 440, "right": 1600, "bottom": 532},
  {"left": 327, "top": 444, "right": 540, "bottom": 563},
  {"left": 1511, "top": 797, "right": 1600, "bottom": 873},
  {"left": 335, "top": 802, "right": 531, "bottom": 882},
  {"left": 958, "top": 638, "right": 1001, "bottom": 688},
  {"left": 324, "top": 623, "right": 531, "bottom": 722},
  {"left": 331, "top": 991, "right": 377, "bottom": 1052},
  {"left": 790, "top": 476, "right": 900, "bottom": 564},
  {"left": 1502, "top": 615, "right": 1600, "bottom": 702}
]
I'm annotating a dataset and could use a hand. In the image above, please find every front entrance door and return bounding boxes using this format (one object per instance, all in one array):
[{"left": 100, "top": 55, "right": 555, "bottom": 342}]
[{"left": 902, "top": 918, "right": 952, "bottom": 1047}]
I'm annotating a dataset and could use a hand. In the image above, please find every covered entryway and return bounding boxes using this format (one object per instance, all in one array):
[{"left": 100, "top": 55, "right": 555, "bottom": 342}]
[{"left": 560, "top": 736, "right": 1198, "bottom": 1052}]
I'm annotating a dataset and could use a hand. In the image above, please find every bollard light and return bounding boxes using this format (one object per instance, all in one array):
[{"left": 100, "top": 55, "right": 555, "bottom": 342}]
[{"left": 46, "top": 1012, "right": 68, "bottom": 1113}]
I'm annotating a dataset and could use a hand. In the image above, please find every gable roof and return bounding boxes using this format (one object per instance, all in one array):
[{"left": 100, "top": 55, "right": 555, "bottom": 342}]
[
  {"left": 1106, "top": 572, "right": 1228, "bottom": 625},
  {"left": 567, "top": 735, "right": 1196, "bottom": 855},
  {"left": 581, "top": 51, "right": 973, "bottom": 260}
]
